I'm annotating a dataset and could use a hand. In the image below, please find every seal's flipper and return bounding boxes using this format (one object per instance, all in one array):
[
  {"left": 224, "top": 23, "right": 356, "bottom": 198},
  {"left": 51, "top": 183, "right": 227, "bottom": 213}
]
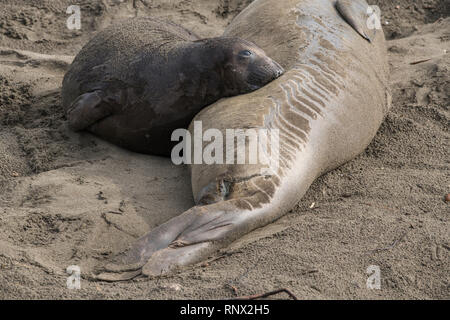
[
  {"left": 67, "top": 90, "right": 113, "bottom": 131},
  {"left": 335, "top": 0, "right": 380, "bottom": 42},
  {"left": 94, "top": 175, "right": 278, "bottom": 280},
  {"left": 94, "top": 270, "right": 141, "bottom": 282},
  {"left": 95, "top": 204, "right": 225, "bottom": 280}
]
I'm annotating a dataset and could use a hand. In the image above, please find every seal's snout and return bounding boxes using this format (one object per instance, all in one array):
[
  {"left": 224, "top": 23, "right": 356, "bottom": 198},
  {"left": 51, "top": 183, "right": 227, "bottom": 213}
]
[
  {"left": 273, "top": 61, "right": 285, "bottom": 78},
  {"left": 221, "top": 37, "right": 285, "bottom": 95},
  {"left": 243, "top": 58, "right": 284, "bottom": 93},
  {"left": 269, "top": 60, "right": 284, "bottom": 81},
  {"left": 276, "top": 68, "right": 284, "bottom": 77},
  {"left": 255, "top": 57, "right": 284, "bottom": 85}
]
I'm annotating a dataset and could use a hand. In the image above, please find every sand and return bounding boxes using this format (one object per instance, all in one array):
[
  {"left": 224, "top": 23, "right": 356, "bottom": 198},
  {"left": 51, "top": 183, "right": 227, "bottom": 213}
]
[{"left": 0, "top": 0, "right": 448, "bottom": 299}]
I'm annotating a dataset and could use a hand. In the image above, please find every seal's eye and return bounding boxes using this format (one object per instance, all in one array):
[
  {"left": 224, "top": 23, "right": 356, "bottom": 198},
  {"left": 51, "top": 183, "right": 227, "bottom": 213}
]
[{"left": 238, "top": 50, "right": 253, "bottom": 58}]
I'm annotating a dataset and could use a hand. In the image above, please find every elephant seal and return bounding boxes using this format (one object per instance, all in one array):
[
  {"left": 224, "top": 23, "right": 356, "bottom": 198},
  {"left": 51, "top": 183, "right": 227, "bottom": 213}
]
[
  {"left": 96, "top": 0, "right": 390, "bottom": 281},
  {"left": 61, "top": 17, "right": 284, "bottom": 156}
]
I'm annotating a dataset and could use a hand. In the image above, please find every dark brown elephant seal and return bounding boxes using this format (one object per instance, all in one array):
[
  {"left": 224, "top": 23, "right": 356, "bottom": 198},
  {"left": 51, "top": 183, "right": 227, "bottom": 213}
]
[
  {"left": 61, "top": 17, "right": 284, "bottom": 156},
  {"left": 96, "top": 0, "right": 390, "bottom": 281}
]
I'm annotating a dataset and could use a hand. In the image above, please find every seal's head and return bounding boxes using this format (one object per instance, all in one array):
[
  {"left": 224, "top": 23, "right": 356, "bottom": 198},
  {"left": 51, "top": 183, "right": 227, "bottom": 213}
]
[
  {"left": 193, "top": 37, "right": 284, "bottom": 97},
  {"left": 221, "top": 38, "right": 285, "bottom": 95}
]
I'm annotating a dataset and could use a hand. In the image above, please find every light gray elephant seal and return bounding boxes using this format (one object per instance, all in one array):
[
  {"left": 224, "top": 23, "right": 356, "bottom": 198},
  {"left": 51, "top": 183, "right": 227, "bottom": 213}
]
[
  {"left": 61, "top": 17, "right": 284, "bottom": 156},
  {"left": 96, "top": 0, "right": 390, "bottom": 281}
]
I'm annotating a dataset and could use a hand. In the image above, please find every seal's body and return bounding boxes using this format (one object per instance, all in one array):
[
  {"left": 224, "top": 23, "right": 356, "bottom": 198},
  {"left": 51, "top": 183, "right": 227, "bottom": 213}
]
[
  {"left": 62, "top": 17, "right": 283, "bottom": 155},
  {"left": 97, "top": 0, "right": 390, "bottom": 281}
]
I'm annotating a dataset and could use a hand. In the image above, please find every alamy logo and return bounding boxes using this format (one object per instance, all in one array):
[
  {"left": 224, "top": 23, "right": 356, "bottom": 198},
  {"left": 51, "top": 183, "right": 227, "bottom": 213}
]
[
  {"left": 366, "top": 265, "right": 381, "bottom": 290},
  {"left": 66, "top": 265, "right": 81, "bottom": 290},
  {"left": 366, "top": 5, "right": 382, "bottom": 30},
  {"left": 66, "top": 5, "right": 81, "bottom": 30},
  {"left": 171, "top": 121, "right": 280, "bottom": 175}
]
